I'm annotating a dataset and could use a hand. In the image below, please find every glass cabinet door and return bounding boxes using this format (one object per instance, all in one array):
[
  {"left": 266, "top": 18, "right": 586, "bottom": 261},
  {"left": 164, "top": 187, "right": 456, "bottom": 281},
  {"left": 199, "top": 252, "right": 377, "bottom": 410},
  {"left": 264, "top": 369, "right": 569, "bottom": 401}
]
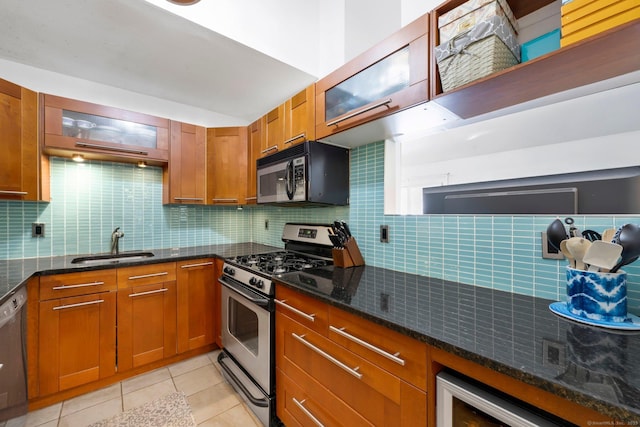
[
  {"left": 62, "top": 110, "right": 158, "bottom": 149},
  {"left": 325, "top": 47, "right": 411, "bottom": 122}
]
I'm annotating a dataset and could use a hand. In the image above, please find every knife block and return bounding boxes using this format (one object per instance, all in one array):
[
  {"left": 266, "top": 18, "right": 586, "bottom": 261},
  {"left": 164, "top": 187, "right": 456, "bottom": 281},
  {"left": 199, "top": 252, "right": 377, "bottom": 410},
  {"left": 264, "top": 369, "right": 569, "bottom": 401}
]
[{"left": 332, "top": 237, "right": 365, "bottom": 268}]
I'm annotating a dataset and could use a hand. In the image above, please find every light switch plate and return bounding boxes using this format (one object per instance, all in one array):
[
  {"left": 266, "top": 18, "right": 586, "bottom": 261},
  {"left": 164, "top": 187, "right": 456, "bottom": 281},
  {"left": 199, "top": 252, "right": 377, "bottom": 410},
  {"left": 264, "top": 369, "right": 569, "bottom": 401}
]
[
  {"left": 541, "top": 231, "right": 564, "bottom": 259},
  {"left": 32, "top": 223, "right": 45, "bottom": 238}
]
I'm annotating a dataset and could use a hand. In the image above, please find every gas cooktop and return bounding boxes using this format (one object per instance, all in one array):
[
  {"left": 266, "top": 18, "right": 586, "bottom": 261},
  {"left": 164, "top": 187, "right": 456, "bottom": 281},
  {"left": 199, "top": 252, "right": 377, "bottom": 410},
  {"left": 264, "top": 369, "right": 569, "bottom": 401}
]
[{"left": 227, "top": 251, "right": 332, "bottom": 275}]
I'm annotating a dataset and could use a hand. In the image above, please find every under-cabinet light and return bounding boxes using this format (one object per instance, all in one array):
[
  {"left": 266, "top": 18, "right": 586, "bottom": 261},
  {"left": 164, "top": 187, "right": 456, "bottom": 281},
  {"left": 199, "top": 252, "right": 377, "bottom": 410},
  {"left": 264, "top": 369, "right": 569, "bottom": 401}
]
[
  {"left": 72, "top": 154, "right": 84, "bottom": 162},
  {"left": 137, "top": 161, "right": 148, "bottom": 168}
]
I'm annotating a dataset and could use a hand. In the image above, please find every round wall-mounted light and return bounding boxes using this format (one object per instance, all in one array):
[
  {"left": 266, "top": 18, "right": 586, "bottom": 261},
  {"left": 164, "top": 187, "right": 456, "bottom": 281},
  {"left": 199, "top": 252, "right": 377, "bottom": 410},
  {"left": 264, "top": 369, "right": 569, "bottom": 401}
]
[{"left": 166, "top": 0, "right": 201, "bottom": 5}]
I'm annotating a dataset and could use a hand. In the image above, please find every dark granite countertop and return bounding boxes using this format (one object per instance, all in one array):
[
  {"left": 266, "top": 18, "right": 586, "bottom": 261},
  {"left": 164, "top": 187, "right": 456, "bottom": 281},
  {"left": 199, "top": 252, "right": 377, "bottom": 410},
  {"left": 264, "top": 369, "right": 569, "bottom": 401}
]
[
  {"left": 0, "top": 243, "right": 280, "bottom": 305},
  {"left": 274, "top": 265, "right": 640, "bottom": 423}
]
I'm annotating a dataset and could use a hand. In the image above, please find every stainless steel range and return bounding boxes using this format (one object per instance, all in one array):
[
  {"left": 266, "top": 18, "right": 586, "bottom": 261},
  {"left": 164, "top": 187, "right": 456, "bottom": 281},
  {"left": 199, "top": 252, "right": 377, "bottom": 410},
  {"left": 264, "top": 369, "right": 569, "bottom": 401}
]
[{"left": 217, "top": 223, "right": 334, "bottom": 426}]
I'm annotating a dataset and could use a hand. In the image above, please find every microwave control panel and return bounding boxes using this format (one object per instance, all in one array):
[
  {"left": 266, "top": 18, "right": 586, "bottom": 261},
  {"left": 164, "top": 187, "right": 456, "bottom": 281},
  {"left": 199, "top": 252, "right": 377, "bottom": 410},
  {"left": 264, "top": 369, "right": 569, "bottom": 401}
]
[{"left": 291, "top": 157, "right": 306, "bottom": 198}]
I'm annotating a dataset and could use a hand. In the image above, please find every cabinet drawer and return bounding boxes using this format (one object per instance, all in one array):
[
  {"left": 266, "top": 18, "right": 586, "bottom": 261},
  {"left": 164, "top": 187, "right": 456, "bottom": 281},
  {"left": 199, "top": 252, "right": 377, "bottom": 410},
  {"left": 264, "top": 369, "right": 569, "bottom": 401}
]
[
  {"left": 40, "top": 269, "right": 117, "bottom": 300},
  {"left": 117, "top": 262, "right": 176, "bottom": 288},
  {"left": 275, "top": 285, "right": 328, "bottom": 335},
  {"left": 277, "top": 312, "right": 426, "bottom": 426},
  {"left": 328, "top": 307, "right": 427, "bottom": 391},
  {"left": 277, "top": 367, "right": 372, "bottom": 427}
]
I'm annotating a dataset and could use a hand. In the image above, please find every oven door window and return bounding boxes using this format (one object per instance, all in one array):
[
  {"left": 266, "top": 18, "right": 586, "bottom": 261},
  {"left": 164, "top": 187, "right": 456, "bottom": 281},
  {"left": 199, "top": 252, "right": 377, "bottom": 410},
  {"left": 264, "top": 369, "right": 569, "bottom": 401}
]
[{"left": 228, "top": 296, "right": 260, "bottom": 356}]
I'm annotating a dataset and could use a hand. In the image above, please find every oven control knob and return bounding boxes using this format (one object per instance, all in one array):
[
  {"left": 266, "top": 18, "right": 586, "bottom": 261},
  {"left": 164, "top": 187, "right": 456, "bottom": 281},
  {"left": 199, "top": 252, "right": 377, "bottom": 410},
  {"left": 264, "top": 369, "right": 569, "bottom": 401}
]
[
  {"left": 223, "top": 266, "right": 235, "bottom": 275},
  {"left": 249, "top": 277, "right": 264, "bottom": 288}
]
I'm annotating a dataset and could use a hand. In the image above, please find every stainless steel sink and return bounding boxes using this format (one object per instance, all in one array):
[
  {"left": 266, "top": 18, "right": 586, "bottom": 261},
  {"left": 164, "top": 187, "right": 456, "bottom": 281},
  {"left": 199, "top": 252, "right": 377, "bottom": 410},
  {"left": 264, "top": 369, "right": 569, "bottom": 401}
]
[{"left": 71, "top": 251, "right": 155, "bottom": 265}]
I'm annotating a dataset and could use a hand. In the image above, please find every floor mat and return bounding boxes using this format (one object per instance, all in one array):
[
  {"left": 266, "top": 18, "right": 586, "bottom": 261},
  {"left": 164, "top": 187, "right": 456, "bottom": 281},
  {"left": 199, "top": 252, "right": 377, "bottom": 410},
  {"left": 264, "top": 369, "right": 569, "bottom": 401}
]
[{"left": 88, "top": 392, "right": 196, "bottom": 427}]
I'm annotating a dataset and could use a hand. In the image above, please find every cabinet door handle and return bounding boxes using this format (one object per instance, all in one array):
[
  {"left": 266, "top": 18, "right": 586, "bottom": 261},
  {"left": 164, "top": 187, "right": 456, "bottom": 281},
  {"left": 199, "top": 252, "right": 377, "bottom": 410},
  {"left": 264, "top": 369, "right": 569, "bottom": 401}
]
[
  {"left": 275, "top": 299, "right": 315, "bottom": 322},
  {"left": 326, "top": 98, "right": 392, "bottom": 127},
  {"left": 212, "top": 198, "right": 238, "bottom": 202},
  {"left": 53, "top": 299, "right": 104, "bottom": 310},
  {"left": 244, "top": 197, "right": 257, "bottom": 201},
  {"left": 128, "top": 272, "right": 169, "bottom": 280},
  {"left": 0, "top": 190, "right": 28, "bottom": 196},
  {"left": 52, "top": 281, "right": 104, "bottom": 290},
  {"left": 173, "top": 197, "right": 204, "bottom": 202},
  {"left": 181, "top": 261, "right": 213, "bottom": 269},
  {"left": 292, "top": 333, "right": 362, "bottom": 379},
  {"left": 329, "top": 325, "right": 405, "bottom": 366},
  {"left": 292, "top": 398, "right": 325, "bottom": 427},
  {"left": 261, "top": 145, "right": 279, "bottom": 154},
  {"left": 128, "top": 288, "right": 168, "bottom": 298},
  {"left": 284, "top": 133, "right": 305, "bottom": 145},
  {"left": 75, "top": 141, "right": 148, "bottom": 155}
]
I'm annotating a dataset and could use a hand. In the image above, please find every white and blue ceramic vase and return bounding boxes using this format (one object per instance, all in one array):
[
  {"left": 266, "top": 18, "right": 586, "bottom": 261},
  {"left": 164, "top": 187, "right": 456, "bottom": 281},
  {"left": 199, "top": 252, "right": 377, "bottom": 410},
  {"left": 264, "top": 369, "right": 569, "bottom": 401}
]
[{"left": 566, "top": 267, "right": 627, "bottom": 322}]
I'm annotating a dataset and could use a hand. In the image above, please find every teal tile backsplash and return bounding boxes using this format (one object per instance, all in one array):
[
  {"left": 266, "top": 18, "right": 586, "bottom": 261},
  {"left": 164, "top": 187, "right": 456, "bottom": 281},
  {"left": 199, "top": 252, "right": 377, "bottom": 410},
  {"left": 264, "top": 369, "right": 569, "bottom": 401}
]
[{"left": 1, "top": 147, "right": 639, "bottom": 314}]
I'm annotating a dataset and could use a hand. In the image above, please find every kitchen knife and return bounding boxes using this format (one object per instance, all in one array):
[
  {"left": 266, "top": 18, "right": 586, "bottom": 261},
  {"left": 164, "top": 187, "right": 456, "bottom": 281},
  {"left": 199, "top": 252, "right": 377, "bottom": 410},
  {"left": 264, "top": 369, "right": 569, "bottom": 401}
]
[{"left": 341, "top": 220, "right": 352, "bottom": 237}]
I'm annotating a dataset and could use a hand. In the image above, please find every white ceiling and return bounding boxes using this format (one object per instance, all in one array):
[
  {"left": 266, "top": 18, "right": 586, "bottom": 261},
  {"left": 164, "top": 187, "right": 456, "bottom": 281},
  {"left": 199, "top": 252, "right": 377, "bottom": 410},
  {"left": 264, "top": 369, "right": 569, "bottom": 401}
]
[{"left": 0, "top": 0, "right": 320, "bottom": 125}]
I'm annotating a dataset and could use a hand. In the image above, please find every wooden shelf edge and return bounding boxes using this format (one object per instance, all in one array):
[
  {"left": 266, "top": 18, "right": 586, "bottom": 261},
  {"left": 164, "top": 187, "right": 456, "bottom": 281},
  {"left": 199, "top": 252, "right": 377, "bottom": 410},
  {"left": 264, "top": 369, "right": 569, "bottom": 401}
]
[{"left": 431, "top": 19, "right": 640, "bottom": 119}]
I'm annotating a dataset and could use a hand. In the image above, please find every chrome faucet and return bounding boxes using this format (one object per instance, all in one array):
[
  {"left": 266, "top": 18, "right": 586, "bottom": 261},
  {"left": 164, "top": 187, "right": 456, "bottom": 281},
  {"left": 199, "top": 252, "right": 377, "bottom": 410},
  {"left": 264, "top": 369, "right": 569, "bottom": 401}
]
[{"left": 111, "top": 227, "right": 124, "bottom": 254}]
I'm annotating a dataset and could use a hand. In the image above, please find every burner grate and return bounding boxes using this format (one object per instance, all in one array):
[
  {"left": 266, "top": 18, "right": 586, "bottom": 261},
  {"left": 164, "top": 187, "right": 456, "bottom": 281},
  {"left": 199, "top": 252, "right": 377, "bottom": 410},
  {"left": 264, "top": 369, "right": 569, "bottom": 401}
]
[{"left": 229, "top": 251, "right": 330, "bottom": 274}]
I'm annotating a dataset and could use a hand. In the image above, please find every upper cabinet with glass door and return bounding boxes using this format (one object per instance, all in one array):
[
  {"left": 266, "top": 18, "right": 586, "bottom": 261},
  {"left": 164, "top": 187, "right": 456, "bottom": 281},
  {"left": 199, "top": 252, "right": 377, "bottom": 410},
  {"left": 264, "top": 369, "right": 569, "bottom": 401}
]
[
  {"left": 42, "top": 94, "right": 170, "bottom": 165},
  {"left": 315, "top": 13, "right": 429, "bottom": 139}
]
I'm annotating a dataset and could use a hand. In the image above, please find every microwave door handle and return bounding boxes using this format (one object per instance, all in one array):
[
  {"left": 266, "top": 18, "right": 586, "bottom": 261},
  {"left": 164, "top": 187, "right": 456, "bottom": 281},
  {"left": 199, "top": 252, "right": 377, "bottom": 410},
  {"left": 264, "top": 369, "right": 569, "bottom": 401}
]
[{"left": 286, "top": 160, "right": 295, "bottom": 200}]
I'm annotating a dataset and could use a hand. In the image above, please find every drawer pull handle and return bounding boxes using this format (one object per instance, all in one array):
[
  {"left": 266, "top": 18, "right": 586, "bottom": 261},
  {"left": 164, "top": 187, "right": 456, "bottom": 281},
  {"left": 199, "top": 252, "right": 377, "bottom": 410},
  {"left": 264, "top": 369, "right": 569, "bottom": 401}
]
[
  {"left": 0, "top": 190, "right": 28, "bottom": 196},
  {"left": 53, "top": 299, "right": 104, "bottom": 310},
  {"left": 292, "top": 398, "right": 325, "bottom": 427},
  {"left": 52, "top": 281, "right": 104, "bottom": 290},
  {"left": 275, "top": 299, "right": 315, "bottom": 322},
  {"left": 128, "top": 272, "right": 169, "bottom": 280},
  {"left": 129, "top": 288, "right": 169, "bottom": 298},
  {"left": 173, "top": 197, "right": 204, "bottom": 202},
  {"left": 329, "top": 325, "right": 405, "bottom": 366},
  {"left": 245, "top": 197, "right": 257, "bottom": 201},
  {"left": 260, "top": 145, "right": 279, "bottom": 154},
  {"left": 326, "top": 98, "right": 392, "bottom": 127},
  {"left": 292, "top": 333, "right": 362, "bottom": 380},
  {"left": 212, "top": 198, "right": 239, "bottom": 202},
  {"left": 181, "top": 262, "right": 214, "bottom": 269},
  {"left": 284, "top": 133, "right": 305, "bottom": 145}
]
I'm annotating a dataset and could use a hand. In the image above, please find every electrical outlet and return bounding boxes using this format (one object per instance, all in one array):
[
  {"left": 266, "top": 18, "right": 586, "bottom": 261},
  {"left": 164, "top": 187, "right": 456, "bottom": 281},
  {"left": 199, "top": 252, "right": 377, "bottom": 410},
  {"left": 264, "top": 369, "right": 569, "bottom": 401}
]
[
  {"left": 265, "top": 220, "right": 269, "bottom": 230},
  {"left": 541, "top": 232, "right": 564, "bottom": 260},
  {"left": 32, "top": 223, "right": 45, "bottom": 237},
  {"left": 380, "top": 225, "right": 389, "bottom": 243}
]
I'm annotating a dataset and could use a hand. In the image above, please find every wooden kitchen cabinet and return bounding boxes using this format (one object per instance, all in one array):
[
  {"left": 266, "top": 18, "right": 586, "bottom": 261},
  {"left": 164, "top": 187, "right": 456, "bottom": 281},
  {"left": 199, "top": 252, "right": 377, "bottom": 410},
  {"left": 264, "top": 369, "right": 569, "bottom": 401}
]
[
  {"left": 0, "top": 78, "right": 43, "bottom": 201},
  {"left": 36, "top": 270, "right": 117, "bottom": 397},
  {"left": 261, "top": 104, "right": 285, "bottom": 158},
  {"left": 41, "top": 94, "right": 170, "bottom": 164},
  {"left": 315, "top": 13, "right": 429, "bottom": 139},
  {"left": 284, "top": 84, "right": 315, "bottom": 148},
  {"left": 176, "top": 258, "right": 216, "bottom": 353},
  {"left": 206, "top": 127, "right": 248, "bottom": 205},
  {"left": 246, "top": 118, "right": 263, "bottom": 204},
  {"left": 259, "top": 84, "right": 316, "bottom": 159},
  {"left": 167, "top": 121, "right": 207, "bottom": 205},
  {"left": 117, "top": 262, "right": 177, "bottom": 371},
  {"left": 275, "top": 284, "right": 426, "bottom": 426}
]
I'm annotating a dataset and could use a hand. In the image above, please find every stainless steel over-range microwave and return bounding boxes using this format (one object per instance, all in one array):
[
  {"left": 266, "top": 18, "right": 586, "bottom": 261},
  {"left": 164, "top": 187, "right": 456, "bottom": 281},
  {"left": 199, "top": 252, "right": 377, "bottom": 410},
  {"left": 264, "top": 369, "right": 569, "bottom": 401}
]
[{"left": 257, "top": 141, "right": 349, "bottom": 206}]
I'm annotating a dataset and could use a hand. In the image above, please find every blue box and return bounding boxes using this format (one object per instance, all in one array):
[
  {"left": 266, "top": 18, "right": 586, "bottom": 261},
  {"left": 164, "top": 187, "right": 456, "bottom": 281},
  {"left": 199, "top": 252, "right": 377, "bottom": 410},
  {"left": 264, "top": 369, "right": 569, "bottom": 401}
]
[{"left": 521, "top": 28, "right": 561, "bottom": 62}]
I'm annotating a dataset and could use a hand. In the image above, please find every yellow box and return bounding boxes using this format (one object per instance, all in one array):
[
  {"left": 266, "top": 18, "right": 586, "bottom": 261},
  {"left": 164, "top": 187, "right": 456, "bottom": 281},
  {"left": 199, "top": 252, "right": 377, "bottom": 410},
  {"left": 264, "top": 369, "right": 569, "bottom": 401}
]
[{"left": 560, "top": 0, "right": 640, "bottom": 46}]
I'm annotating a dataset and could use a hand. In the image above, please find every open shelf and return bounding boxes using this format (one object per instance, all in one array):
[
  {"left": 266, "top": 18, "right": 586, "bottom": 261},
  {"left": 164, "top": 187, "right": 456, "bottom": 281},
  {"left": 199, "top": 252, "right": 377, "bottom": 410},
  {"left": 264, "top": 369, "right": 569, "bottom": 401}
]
[{"left": 429, "top": 0, "right": 640, "bottom": 119}]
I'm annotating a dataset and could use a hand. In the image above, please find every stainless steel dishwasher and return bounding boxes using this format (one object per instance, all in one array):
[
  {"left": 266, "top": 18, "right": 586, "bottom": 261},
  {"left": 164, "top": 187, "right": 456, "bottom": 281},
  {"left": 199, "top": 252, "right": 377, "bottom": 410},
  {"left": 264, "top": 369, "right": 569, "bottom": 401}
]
[{"left": 0, "top": 285, "right": 28, "bottom": 424}]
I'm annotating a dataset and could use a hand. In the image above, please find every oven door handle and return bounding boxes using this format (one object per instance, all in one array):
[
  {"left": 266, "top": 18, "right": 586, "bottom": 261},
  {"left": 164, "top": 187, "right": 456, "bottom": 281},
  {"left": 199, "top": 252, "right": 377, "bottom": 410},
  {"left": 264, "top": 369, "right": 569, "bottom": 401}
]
[
  {"left": 217, "top": 352, "right": 269, "bottom": 408},
  {"left": 218, "top": 276, "right": 270, "bottom": 308}
]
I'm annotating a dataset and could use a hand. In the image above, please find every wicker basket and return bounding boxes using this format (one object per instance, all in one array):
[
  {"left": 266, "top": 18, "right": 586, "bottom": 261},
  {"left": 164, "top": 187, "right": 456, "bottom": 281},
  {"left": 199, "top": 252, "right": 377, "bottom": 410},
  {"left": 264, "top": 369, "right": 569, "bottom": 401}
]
[{"left": 437, "top": 34, "right": 518, "bottom": 92}]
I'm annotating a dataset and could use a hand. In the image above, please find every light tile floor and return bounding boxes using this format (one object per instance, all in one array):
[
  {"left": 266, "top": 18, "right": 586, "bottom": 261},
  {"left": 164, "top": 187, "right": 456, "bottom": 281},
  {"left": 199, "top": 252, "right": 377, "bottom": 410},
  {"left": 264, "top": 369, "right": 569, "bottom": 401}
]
[{"left": 8, "top": 350, "right": 262, "bottom": 427}]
